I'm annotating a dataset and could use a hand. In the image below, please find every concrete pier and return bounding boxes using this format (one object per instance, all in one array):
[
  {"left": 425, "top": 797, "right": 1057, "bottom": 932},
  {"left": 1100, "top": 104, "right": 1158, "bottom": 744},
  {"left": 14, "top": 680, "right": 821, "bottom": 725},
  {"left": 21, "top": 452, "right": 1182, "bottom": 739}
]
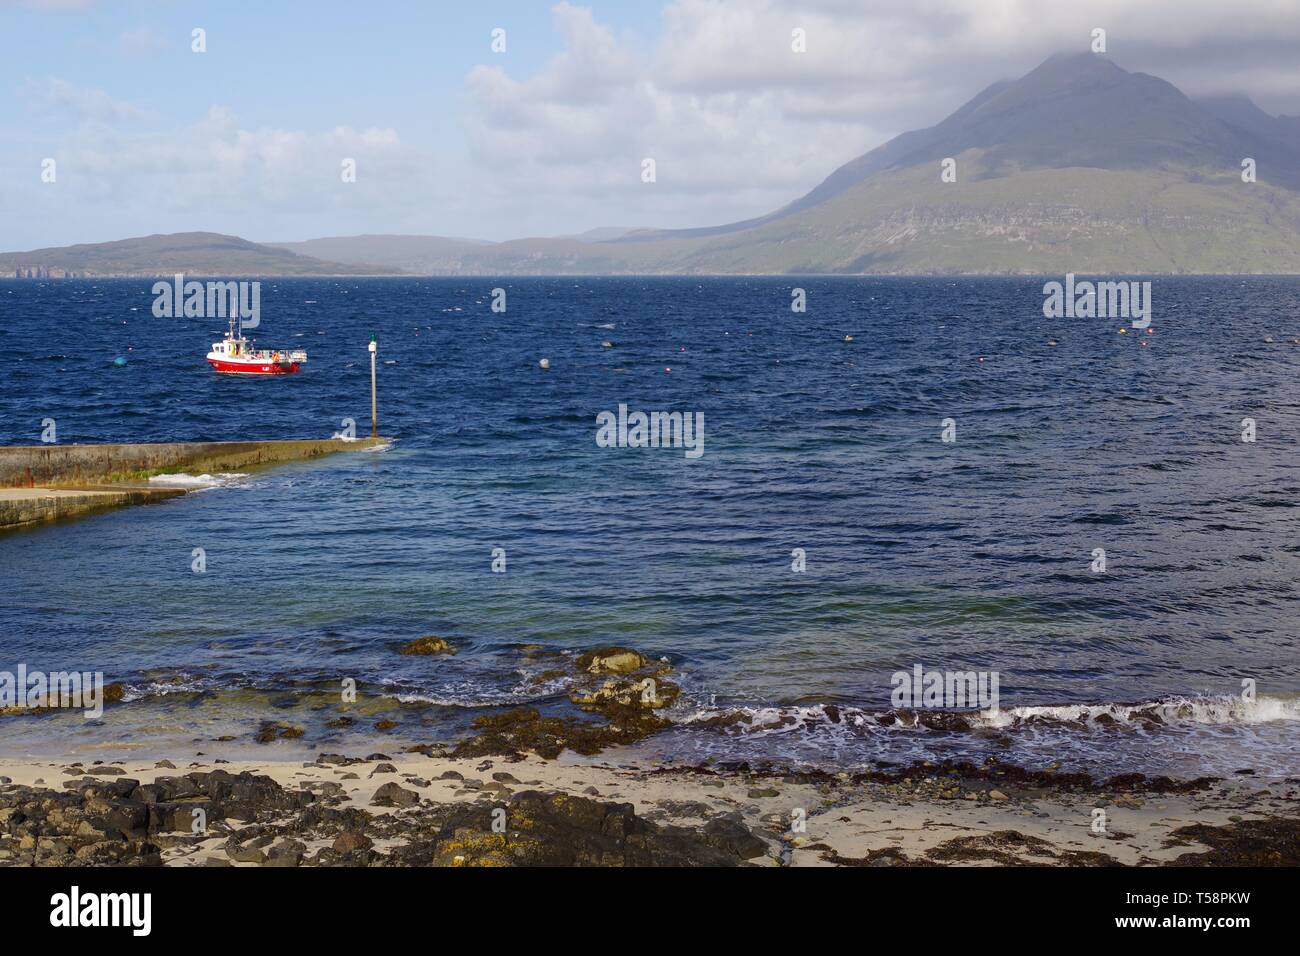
[{"left": 0, "top": 438, "right": 388, "bottom": 530}]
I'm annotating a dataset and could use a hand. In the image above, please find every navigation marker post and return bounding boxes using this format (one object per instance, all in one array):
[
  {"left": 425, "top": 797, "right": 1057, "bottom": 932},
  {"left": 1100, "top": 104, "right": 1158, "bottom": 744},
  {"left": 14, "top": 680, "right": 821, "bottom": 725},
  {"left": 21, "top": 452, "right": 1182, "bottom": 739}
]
[{"left": 369, "top": 335, "right": 378, "bottom": 439}]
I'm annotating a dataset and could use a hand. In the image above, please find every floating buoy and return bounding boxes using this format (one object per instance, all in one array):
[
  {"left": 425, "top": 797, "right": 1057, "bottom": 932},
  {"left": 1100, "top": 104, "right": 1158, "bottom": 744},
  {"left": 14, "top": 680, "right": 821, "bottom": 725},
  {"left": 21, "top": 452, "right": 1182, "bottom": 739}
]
[
  {"left": 844, "top": 335, "right": 854, "bottom": 342},
  {"left": 1264, "top": 336, "right": 1274, "bottom": 343},
  {"left": 539, "top": 358, "right": 550, "bottom": 369},
  {"left": 1118, "top": 328, "right": 1127, "bottom": 334},
  {"left": 1146, "top": 328, "right": 1154, "bottom": 335},
  {"left": 112, "top": 356, "right": 127, "bottom": 366},
  {"left": 1047, "top": 340, "right": 1057, "bottom": 346},
  {"left": 601, "top": 341, "right": 614, "bottom": 348},
  {"left": 665, "top": 367, "right": 671, "bottom": 373}
]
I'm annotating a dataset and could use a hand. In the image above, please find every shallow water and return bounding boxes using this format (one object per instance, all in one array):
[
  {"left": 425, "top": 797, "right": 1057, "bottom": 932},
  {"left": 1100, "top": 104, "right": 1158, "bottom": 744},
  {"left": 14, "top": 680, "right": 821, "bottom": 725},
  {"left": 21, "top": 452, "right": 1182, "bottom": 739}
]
[{"left": 2, "top": 276, "right": 1298, "bottom": 777}]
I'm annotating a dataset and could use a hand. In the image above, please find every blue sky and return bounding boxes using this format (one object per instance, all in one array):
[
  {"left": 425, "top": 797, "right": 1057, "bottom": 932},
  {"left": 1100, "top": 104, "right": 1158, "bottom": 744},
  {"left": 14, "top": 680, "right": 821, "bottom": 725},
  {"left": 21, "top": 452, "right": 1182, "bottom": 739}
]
[
  {"left": 2, "top": 2, "right": 658, "bottom": 148},
  {"left": 3, "top": 0, "right": 1299, "bottom": 250}
]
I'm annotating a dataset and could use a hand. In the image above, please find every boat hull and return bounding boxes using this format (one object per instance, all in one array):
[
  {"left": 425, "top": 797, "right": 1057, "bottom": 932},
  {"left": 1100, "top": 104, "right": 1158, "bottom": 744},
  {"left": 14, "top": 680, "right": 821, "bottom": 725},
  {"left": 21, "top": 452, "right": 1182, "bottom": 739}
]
[{"left": 207, "top": 358, "right": 301, "bottom": 375}]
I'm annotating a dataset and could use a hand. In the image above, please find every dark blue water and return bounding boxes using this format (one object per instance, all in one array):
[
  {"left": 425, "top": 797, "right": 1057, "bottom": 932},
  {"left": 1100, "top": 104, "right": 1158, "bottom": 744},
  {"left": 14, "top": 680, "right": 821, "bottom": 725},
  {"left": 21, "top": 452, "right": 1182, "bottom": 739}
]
[{"left": 2, "top": 276, "right": 1298, "bottom": 777}]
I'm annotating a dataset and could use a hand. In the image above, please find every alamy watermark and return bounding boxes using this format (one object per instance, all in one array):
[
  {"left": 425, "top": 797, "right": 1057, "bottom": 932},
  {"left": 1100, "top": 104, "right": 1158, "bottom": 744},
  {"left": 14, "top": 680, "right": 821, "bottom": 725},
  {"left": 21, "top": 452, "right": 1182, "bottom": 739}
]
[
  {"left": 891, "top": 663, "right": 999, "bottom": 713},
  {"left": 152, "top": 274, "right": 260, "bottom": 328},
  {"left": 50, "top": 886, "right": 150, "bottom": 936},
  {"left": 596, "top": 404, "right": 705, "bottom": 459},
  {"left": 1042, "top": 273, "right": 1151, "bottom": 329},
  {"left": 1, "top": 664, "right": 106, "bottom": 718}
]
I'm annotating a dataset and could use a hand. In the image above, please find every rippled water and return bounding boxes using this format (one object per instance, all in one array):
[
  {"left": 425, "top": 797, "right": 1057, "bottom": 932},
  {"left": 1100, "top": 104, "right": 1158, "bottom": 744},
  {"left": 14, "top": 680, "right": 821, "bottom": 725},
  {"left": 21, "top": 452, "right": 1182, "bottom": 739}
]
[{"left": 1, "top": 276, "right": 1298, "bottom": 777}]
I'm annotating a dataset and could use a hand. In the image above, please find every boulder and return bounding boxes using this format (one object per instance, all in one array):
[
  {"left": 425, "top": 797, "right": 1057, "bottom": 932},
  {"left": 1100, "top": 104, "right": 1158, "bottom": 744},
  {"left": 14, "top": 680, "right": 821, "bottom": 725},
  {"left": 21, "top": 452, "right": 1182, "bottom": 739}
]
[
  {"left": 398, "top": 636, "right": 454, "bottom": 656},
  {"left": 575, "top": 646, "right": 649, "bottom": 674},
  {"left": 372, "top": 782, "right": 421, "bottom": 808}
]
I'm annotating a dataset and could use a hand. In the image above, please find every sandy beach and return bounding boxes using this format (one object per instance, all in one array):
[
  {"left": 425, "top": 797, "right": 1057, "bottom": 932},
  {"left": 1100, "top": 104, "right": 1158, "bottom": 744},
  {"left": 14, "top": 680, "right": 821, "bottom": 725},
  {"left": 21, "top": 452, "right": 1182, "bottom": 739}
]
[{"left": 2, "top": 746, "right": 1296, "bottom": 867}]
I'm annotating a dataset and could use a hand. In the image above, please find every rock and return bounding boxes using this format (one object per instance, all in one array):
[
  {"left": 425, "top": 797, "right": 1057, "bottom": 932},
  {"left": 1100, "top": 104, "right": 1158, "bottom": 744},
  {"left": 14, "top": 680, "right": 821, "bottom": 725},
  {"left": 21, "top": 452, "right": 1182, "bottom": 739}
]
[
  {"left": 225, "top": 845, "right": 266, "bottom": 864},
  {"left": 266, "top": 838, "right": 306, "bottom": 867},
  {"left": 332, "top": 831, "right": 373, "bottom": 853},
  {"left": 255, "top": 721, "right": 305, "bottom": 744},
  {"left": 387, "top": 791, "right": 757, "bottom": 867},
  {"left": 375, "top": 719, "right": 398, "bottom": 731},
  {"left": 438, "top": 771, "right": 464, "bottom": 781},
  {"left": 317, "top": 753, "right": 363, "bottom": 766},
  {"left": 989, "top": 790, "right": 1009, "bottom": 802},
  {"left": 398, "top": 636, "right": 454, "bottom": 656},
  {"left": 452, "top": 706, "right": 669, "bottom": 760},
  {"left": 154, "top": 760, "right": 175, "bottom": 770},
  {"left": 747, "top": 788, "right": 780, "bottom": 799},
  {"left": 371, "top": 782, "right": 420, "bottom": 808},
  {"left": 570, "top": 676, "right": 681, "bottom": 712},
  {"left": 370, "top": 763, "right": 398, "bottom": 776},
  {"left": 575, "top": 647, "right": 650, "bottom": 674},
  {"left": 492, "top": 772, "right": 521, "bottom": 784}
]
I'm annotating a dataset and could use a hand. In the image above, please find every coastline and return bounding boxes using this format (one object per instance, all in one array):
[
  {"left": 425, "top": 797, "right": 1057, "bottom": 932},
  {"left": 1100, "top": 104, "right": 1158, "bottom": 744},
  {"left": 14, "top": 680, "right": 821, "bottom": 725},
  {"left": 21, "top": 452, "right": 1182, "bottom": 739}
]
[
  {"left": 0, "top": 438, "right": 390, "bottom": 529},
  {"left": 2, "top": 750, "right": 1296, "bottom": 867}
]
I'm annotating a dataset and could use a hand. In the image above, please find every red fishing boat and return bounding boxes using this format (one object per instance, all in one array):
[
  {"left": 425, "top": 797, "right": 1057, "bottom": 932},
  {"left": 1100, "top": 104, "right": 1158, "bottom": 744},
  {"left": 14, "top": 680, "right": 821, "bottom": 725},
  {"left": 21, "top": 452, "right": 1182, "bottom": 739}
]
[{"left": 206, "top": 304, "right": 306, "bottom": 375}]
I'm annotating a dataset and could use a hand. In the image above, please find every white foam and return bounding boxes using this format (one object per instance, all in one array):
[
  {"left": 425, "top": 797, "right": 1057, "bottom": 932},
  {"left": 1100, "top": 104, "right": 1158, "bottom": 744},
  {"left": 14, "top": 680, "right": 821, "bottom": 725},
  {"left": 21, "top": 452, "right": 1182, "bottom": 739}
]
[
  {"left": 147, "top": 472, "right": 248, "bottom": 489},
  {"left": 680, "top": 694, "right": 1300, "bottom": 736}
]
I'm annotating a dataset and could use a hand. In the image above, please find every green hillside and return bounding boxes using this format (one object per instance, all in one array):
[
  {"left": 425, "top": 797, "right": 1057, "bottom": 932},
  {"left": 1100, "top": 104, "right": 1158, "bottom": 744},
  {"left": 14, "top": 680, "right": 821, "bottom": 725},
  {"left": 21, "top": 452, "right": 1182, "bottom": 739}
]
[{"left": 0, "top": 232, "right": 403, "bottom": 277}]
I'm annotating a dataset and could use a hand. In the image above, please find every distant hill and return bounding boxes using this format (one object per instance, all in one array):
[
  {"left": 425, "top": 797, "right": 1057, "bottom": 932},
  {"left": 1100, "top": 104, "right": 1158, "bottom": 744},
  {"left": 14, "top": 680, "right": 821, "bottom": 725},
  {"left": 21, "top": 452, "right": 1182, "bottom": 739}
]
[
  {"left": 0, "top": 232, "right": 404, "bottom": 277},
  {"left": 9, "top": 54, "right": 1300, "bottom": 275},
  {"left": 264, "top": 235, "right": 491, "bottom": 276}
]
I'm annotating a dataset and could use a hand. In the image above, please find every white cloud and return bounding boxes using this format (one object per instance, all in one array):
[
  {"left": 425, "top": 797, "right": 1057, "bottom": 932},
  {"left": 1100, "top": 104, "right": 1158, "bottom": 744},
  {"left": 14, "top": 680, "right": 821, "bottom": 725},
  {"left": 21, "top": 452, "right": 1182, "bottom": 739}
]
[
  {"left": 31, "top": 78, "right": 144, "bottom": 123},
  {"left": 19, "top": 105, "right": 444, "bottom": 244},
  {"left": 455, "top": 0, "right": 1300, "bottom": 235}
]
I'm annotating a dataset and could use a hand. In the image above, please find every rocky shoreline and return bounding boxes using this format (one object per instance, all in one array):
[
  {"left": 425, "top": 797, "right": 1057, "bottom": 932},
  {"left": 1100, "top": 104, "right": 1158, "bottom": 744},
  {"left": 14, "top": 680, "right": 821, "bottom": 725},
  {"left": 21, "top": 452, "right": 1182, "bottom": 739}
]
[
  {"left": 3, "top": 646, "right": 1296, "bottom": 866},
  {"left": 2, "top": 751, "right": 1296, "bottom": 867}
]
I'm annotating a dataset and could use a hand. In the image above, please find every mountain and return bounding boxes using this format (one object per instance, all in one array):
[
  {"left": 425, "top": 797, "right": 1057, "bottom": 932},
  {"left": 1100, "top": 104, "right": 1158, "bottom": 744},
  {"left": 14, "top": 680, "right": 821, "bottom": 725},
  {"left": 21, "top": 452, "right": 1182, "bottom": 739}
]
[
  {"left": 255, "top": 53, "right": 1300, "bottom": 275},
  {"left": 1197, "top": 94, "right": 1300, "bottom": 152},
  {"left": 8, "top": 54, "right": 1300, "bottom": 275},
  {"left": 0, "top": 232, "right": 403, "bottom": 277}
]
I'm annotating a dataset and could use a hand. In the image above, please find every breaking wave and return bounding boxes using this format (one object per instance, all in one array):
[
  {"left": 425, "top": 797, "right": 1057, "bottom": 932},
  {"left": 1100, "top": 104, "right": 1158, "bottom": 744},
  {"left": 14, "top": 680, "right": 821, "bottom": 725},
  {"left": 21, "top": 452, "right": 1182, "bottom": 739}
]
[
  {"left": 147, "top": 472, "right": 249, "bottom": 489},
  {"left": 679, "top": 694, "right": 1300, "bottom": 736}
]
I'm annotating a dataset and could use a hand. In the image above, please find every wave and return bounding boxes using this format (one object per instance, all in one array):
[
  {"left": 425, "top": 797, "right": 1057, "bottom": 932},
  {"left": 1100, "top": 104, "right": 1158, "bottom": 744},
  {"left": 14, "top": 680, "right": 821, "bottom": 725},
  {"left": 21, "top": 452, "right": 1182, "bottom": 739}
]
[
  {"left": 146, "top": 472, "right": 249, "bottom": 489},
  {"left": 679, "top": 694, "right": 1300, "bottom": 737}
]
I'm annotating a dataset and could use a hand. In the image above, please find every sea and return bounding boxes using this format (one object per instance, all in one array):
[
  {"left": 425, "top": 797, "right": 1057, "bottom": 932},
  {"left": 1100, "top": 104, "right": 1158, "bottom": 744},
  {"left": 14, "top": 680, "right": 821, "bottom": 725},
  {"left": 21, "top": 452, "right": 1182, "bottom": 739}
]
[{"left": 1, "top": 275, "right": 1298, "bottom": 780}]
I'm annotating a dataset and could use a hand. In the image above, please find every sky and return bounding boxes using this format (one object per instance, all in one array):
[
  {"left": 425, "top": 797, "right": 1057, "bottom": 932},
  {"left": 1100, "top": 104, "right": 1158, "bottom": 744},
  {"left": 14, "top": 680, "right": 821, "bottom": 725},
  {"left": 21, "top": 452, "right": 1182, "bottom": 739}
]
[{"left": 3, "top": 0, "right": 1300, "bottom": 250}]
